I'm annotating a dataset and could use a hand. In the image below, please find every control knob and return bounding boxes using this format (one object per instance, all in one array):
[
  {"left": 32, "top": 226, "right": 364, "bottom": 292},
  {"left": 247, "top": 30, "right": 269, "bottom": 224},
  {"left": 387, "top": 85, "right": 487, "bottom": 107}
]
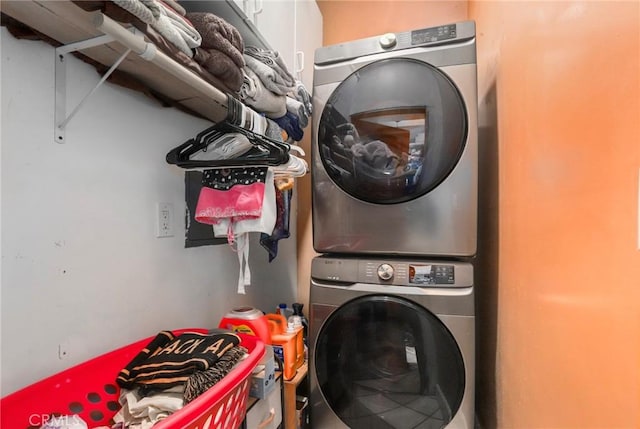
[
  {"left": 377, "top": 263, "right": 394, "bottom": 281},
  {"left": 379, "top": 33, "right": 397, "bottom": 49}
]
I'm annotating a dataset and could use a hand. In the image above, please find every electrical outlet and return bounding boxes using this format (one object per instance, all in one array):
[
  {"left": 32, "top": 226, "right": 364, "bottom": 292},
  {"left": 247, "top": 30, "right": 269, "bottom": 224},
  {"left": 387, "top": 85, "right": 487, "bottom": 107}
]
[
  {"left": 156, "top": 202, "right": 174, "bottom": 238},
  {"left": 58, "top": 344, "right": 69, "bottom": 360}
]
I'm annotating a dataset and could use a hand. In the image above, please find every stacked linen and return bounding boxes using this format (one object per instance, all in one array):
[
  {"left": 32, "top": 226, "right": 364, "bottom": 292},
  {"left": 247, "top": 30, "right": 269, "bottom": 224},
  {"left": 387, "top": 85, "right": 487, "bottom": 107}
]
[
  {"left": 239, "top": 67, "right": 288, "bottom": 118},
  {"left": 239, "top": 46, "right": 292, "bottom": 120},
  {"left": 71, "top": 1, "right": 241, "bottom": 94},
  {"left": 244, "top": 46, "right": 296, "bottom": 96},
  {"left": 286, "top": 97, "right": 309, "bottom": 128},
  {"left": 240, "top": 46, "right": 313, "bottom": 142},
  {"left": 273, "top": 82, "right": 313, "bottom": 142},
  {"left": 113, "top": 0, "right": 201, "bottom": 57},
  {"left": 273, "top": 111, "right": 304, "bottom": 142},
  {"left": 286, "top": 81, "right": 313, "bottom": 128},
  {"left": 186, "top": 12, "right": 246, "bottom": 92}
]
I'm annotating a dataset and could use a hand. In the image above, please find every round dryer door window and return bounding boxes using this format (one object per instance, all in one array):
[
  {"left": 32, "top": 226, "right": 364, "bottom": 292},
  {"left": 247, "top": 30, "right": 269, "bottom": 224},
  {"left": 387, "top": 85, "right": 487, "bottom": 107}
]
[
  {"left": 317, "top": 58, "right": 467, "bottom": 204},
  {"left": 314, "top": 295, "right": 466, "bottom": 428}
]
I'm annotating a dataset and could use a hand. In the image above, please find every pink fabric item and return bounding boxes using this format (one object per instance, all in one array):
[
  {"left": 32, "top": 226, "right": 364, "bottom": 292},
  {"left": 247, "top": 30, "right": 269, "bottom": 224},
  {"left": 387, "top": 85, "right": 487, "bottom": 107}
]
[{"left": 195, "top": 181, "right": 265, "bottom": 225}]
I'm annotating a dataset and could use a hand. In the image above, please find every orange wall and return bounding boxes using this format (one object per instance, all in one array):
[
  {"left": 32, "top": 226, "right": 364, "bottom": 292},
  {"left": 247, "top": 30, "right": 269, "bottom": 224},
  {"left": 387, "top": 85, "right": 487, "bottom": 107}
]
[
  {"left": 470, "top": 1, "right": 640, "bottom": 428},
  {"left": 309, "top": 1, "right": 640, "bottom": 427}
]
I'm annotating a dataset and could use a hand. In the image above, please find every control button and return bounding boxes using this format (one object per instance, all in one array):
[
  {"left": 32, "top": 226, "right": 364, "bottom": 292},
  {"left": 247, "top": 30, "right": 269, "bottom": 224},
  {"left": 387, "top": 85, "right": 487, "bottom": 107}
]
[
  {"left": 379, "top": 33, "right": 397, "bottom": 49},
  {"left": 377, "top": 263, "right": 394, "bottom": 281}
]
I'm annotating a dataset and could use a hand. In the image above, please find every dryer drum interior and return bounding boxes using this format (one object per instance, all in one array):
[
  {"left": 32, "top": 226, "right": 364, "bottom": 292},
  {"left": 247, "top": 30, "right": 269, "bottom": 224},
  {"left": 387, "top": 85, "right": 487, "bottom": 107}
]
[
  {"left": 317, "top": 58, "right": 468, "bottom": 205},
  {"left": 314, "top": 295, "right": 466, "bottom": 428}
]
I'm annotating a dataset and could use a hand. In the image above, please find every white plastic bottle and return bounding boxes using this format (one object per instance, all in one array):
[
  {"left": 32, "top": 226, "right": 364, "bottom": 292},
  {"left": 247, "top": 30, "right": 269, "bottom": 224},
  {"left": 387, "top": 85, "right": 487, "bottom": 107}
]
[{"left": 277, "top": 302, "right": 294, "bottom": 319}]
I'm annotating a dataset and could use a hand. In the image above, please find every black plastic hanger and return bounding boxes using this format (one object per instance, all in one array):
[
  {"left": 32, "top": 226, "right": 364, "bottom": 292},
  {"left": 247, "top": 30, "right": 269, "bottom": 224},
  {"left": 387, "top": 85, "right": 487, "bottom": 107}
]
[{"left": 166, "top": 121, "right": 290, "bottom": 170}]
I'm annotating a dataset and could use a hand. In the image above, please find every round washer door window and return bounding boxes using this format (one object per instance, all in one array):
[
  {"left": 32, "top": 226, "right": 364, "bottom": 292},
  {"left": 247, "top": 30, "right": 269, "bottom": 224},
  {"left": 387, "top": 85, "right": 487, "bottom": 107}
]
[
  {"left": 317, "top": 58, "right": 467, "bottom": 204},
  {"left": 314, "top": 295, "right": 465, "bottom": 428}
]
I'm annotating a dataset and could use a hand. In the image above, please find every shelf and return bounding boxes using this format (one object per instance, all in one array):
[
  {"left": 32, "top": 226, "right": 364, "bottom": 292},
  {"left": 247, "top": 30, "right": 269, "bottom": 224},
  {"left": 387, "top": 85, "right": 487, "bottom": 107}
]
[
  {"left": 1, "top": 0, "right": 258, "bottom": 131},
  {"left": 283, "top": 361, "right": 307, "bottom": 429},
  {"left": 247, "top": 370, "right": 283, "bottom": 411},
  {"left": 246, "top": 363, "right": 306, "bottom": 429}
]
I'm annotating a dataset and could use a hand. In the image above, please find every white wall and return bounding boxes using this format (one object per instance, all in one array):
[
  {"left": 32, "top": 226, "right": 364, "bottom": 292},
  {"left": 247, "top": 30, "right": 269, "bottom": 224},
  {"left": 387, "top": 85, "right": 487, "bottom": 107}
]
[{"left": 0, "top": 28, "right": 297, "bottom": 395}]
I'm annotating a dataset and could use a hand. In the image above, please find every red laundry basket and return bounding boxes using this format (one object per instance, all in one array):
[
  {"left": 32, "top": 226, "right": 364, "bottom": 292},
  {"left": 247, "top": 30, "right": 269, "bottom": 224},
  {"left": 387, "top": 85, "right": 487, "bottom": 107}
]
[{"left": 0, "top": 329, "right": 265, "bottom": 429}]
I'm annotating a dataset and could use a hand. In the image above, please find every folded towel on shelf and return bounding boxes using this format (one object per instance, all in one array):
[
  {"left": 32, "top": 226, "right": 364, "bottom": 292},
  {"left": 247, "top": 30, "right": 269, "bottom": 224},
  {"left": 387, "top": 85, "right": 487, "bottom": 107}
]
[
  {"left": 244, "top": 53, "right": 295, "bottom": 96},
  {"left": 114, "top": 0, "right": 199, "bottom": 56},
  {"left": 186, "top": 12, "right": 245, "bottom": 68},
  {"left": 72, "top": 1, "right": 142, "bottom": 24},
  {"left": 138, "top": 22, "right": 239, "bottom": 93},
  {"left": 238, "top": 68, "right": 257, "bottom": 100},
  {"left": 274, "top": 111, "right": 304, "bottom": 142},
  {"left": 245, "top": 46, "right": 296, "bottom": 91},
  {"left": 113, "top": 0, "right": 155, "bottom": 23},
  {"left": 265, "top": 117, "right": 286, "bottom": 142},
  {"left": 239, "top": 67, "right": 287, "bottom": 118},
  {"left": 292, "top": 80, "right": 313, "bottom": 117},
  {"left": 286, "top": 96, "right": 309, "bottom": 128},
  {"left": 193, "top": 47, "right": 244, "bottom": 91},
  {"left": 161, "top": 0, "right": 186, "bottom": 16},
  {"left": 139, "top": 0, "right": 162, "bottom": 18},
  {"left": 157, "top": 1, "right": 202, "bottom": 49}
]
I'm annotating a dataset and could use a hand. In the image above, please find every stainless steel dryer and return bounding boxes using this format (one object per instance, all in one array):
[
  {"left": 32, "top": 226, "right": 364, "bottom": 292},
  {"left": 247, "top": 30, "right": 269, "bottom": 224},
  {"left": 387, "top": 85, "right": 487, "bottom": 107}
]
[
  {"left": 312, "top": 22, "right": 478, "bottom": 257},
  {"left": 310, "top": 256, "right": 475, "bottom": 429}
]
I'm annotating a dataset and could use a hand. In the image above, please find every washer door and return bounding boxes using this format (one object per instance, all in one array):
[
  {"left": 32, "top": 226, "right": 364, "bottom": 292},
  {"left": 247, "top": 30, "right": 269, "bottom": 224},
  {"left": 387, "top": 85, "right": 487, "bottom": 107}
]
[
  {"left": 314, "top": 295, "right": 465, "bottom": 429},
  {"left": 317, "top": 58, "right": 467, "bottom": 204}
]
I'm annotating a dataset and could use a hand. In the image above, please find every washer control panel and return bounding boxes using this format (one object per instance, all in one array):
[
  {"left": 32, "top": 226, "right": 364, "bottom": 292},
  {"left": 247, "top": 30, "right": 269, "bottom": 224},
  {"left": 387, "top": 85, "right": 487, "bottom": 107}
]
[
  {"left": 408, "top": 264, "right": 455, "bottom": 285},
  {"left": 366, "top": 261, "right": 454, "bottom": 285},
  {"left": 376, "top": 263, "right": 395, "bottom": 280},
  {"left": 311, "top": 256, "right": 472, "bottom": 288}
]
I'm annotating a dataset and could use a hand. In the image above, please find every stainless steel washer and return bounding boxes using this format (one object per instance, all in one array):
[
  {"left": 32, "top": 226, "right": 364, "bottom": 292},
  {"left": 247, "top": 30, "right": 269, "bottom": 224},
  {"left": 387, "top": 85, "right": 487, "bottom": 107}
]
[
  {"left": 312, "top": 21, "right": 478, "bottom": 257},
  {"left": 310, "top": 255, "right": 475, "bottom": 429}
]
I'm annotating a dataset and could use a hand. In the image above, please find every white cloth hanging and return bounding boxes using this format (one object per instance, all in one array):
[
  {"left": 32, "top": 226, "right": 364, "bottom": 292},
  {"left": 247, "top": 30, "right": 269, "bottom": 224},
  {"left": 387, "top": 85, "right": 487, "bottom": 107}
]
[{"left": 213, "top": 169, "right": 277, "bottom": 293}]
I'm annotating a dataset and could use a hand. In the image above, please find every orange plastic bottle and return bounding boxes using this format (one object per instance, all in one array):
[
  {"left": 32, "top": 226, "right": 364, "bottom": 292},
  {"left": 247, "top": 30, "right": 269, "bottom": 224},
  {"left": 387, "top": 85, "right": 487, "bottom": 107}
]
[
  {"left": 218, "top": 307, "right": 272, "bottom": 345},
  {"left": 288, "top": 316, "right": 306, "bottom": 369},
  {"left": 266, "top": 313, "right": 304, "bottom": 380}
]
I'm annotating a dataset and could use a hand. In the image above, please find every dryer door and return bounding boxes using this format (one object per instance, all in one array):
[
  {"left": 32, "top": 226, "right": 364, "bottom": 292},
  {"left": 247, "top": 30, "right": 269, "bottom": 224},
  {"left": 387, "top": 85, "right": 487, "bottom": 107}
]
[
  {"left": 317, "top": 58, "right": 467, "bottom": 204},
  {"left": 314, "top": 295, "right": 465, "bottom": 428}
]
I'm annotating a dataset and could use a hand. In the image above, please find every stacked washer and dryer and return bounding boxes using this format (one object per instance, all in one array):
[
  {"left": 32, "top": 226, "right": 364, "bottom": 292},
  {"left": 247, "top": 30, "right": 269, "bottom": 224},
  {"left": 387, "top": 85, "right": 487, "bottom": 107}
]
[{"left": 309, "top": 22, "right": 478, "bottom": 429}]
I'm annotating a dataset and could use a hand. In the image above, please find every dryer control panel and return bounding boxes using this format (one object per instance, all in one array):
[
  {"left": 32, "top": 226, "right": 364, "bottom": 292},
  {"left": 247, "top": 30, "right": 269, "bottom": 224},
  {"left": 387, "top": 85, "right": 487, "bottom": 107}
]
[
  {"left": 314, "top": 21, "right": 476, "bottom": 66},
  {"left": 311, "top": 256, "right": 473, "bottom": 288},
  {"left": 411, "top": 24, "right": 457, "bottom": 45}
]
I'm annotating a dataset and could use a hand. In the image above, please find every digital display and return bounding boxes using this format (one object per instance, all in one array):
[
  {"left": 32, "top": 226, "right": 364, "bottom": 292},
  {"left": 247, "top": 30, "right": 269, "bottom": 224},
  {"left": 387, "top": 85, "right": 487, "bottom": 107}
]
[
  {"left": 408, "top": 264, "right": 455, "bottom": 285},
  {"left": 411, "top": 24, "right": 457, "bottom": 45}
]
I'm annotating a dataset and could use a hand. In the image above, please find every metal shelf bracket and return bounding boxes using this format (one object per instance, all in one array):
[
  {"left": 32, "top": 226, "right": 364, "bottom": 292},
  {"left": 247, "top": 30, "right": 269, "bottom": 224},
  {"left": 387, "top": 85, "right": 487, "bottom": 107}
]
[{"left": 54, "top": 32, "right": 134, "bottom": 143}]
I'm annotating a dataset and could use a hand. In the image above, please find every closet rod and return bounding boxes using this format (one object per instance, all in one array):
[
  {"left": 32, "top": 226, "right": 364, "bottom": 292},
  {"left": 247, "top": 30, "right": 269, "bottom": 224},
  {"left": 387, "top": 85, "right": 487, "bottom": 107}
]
[{"left": 92, "top": 11, "right": 229, "bottom": 123}]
